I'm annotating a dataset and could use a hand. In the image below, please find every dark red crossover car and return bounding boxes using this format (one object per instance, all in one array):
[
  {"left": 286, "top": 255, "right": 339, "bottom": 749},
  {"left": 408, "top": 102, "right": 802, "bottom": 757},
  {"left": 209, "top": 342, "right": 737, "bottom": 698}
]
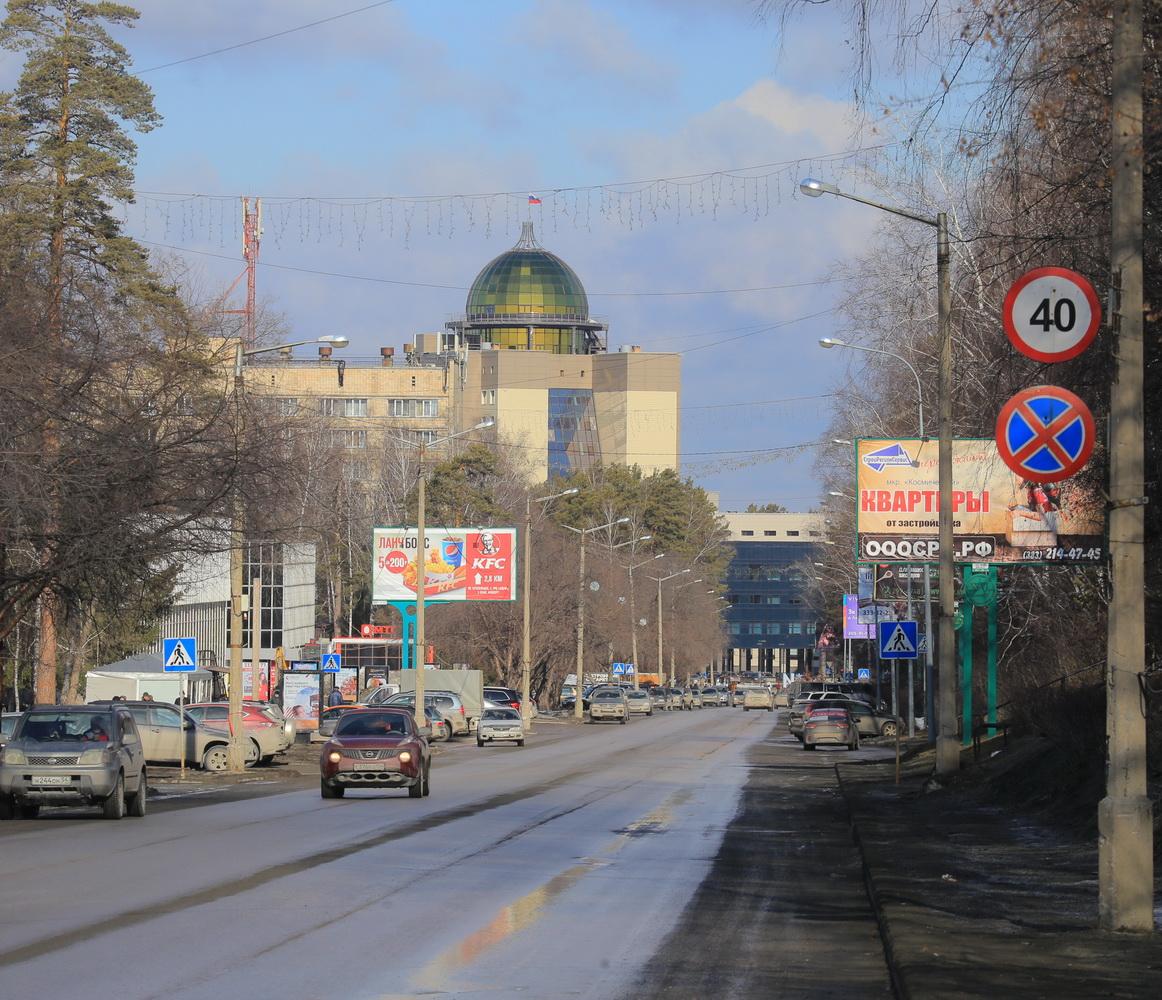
[{"left": 319, "top": 708, "right": 430, "bottom": 799}]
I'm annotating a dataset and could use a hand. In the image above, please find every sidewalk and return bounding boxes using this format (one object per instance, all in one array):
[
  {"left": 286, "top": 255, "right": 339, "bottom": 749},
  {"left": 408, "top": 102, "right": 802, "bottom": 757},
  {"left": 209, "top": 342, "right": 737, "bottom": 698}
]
[{"left": 837, "top": 739, "right": 1161, "bottom": 999}]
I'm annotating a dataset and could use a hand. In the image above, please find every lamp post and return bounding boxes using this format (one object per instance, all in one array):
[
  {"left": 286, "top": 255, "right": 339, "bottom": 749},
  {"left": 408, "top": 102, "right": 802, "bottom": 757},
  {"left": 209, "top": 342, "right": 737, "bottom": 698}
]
[
  {"left": 649, "top": 569, "right": 690, "bottom": 689},
  {"left": 820, "top": 336, "right": 930, "bottom": 739},
  {"left": 228, "top": 334, "right": 349, "bottom": 772},
  {"left": 802, "top": 177, "right": 955, "bottom": 775},
  {"left": 668, "top": 577, "right": 701, "bottom": 684},
  {"left": 615, "top": 540, "right": 656, "bottom": 689},
  {"left": 564, "top": 517, "right": 631, "bottom": 719},
  {"left": 522, "top": 487, "right": 579, "bottom": 726},
  {"left": 402, "top": 418, "right": 495, "bottom": 731}
]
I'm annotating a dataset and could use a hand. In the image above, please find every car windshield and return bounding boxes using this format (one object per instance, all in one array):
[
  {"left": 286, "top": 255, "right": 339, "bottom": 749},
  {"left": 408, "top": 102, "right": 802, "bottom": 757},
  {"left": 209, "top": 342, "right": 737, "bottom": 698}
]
[
  {"left": 334, "top": 712, "right": 410, "bottom": 737},
  {"left": 483, "top": 709, "right": 520, "bottom": 721},
  {"left": 811, "top": 710, "right": 849, "bottom": 720},
  {"left": 593, "top": 692, "right": 621, "bottom": 701},
  {"left": 19, "top": 711, "right": 113, "bottom": 743},
  {"left": 626, "top": 692, "right": 647, "bottom": 700}
]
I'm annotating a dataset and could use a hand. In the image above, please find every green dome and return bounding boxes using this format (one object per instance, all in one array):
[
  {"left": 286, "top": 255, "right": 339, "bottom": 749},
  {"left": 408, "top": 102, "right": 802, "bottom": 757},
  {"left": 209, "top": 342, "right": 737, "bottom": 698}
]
[{"left": 466, "top": 222, "right": 589, "bottom": 321}]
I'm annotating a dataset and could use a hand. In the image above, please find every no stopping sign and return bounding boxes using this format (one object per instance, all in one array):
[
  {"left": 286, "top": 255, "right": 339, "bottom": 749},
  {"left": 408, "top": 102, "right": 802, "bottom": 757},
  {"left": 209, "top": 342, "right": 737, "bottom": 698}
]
[{"left": 1003, "top": 267, "right": 1101, "bottom": 363}]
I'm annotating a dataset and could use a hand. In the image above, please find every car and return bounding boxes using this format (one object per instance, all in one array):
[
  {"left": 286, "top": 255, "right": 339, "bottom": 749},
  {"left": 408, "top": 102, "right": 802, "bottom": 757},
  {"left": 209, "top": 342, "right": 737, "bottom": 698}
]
[
  {"left": 802, "top": 707, "right": 860, "bottom": 751},
  {"left": 625, "top": 690, "right": 653, "bottom": 716},
  {"left": 588, "top": 688, "right": 629, "bottom": 724},
  {"left": 0, "top": 712, "right": 21, "bottom": 747},
  {"left": 0, "top": 704, "right": 147, "bottom": 819},
  {"left": 483, "top": 686, "right": 522, "bottom": 711},
  {"left": 476, "top": 707, "right": 525, "bottom": 746},
  {"left": 183, "top": 702, "right": 289, "bottom": 762},
  {"left": 91, "top": 699, "right": 254, "bottom": 771},
  {"left": 743, "top": 687, "right": 775, "bottom": 711},
  {"left": 383, "top": 692, "right": 469, "bottom": 736},
  {"left": 311, "top": 704, "right": 363, "bottom": 743},
  {"left": 698, "top": 687, "right": 720, "bottom": 708},
  {"left": 319, "top": 708, "right": 431, "bottom": 798},
  {"left": 662, "top": 688, "right": 682, "bottom": 710},
  {"left": 424, "top": 705, "right": 452, "bottom": 742},
  {"left": 681, "top": 688, "right": 700, "bottom": 710},
  {"left": 246, "top": 699, "right": 297, "bottom": 748},
  {"left": 773, "top": 687, "right": 794, "bottom": 708},
  {"left": 830, "top": 699, "right": 900, "bottom": 739}
]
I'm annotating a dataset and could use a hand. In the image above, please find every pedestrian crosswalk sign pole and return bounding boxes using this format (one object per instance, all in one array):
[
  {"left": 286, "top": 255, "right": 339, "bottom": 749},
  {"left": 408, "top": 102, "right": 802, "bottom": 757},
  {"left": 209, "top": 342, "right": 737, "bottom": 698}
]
[{"left": 878, "top": 621, "right": 918, "bottom": 659}]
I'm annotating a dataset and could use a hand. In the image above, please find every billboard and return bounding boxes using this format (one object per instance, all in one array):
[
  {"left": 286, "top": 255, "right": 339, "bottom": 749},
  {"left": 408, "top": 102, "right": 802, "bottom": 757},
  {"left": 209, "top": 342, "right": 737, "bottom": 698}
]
[
  {"left": 855, "top": 439, "right": 1105, "bottom": 564},
  {"left": 843, "top": 595, "right": 873, "bottom": 639},
  {"left": 372, "top": 527, "right": 518, "bottom": 603}
]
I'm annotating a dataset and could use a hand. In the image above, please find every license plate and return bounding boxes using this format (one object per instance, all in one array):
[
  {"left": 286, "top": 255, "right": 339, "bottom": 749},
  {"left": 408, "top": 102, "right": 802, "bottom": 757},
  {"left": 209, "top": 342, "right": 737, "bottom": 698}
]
[
  {"left": 31, "top": 775, "right": 71, "bottom": 786},
  {"left": 353, "top": 762, "right": 388, "bottom": 772}
]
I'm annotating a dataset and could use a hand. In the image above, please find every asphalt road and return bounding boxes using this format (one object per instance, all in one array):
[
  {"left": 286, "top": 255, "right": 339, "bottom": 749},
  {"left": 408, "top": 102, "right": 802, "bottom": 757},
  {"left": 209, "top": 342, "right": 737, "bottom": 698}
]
[{"left": 0, "top": 707, "right": 895, "bottom": 1000}]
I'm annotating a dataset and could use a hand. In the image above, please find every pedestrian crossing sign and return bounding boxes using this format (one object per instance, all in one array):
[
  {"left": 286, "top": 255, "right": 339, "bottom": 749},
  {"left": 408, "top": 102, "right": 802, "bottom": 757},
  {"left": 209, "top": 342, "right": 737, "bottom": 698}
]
[
  {"left": 321, "top": 653, "right": 342, "bottom": 673},
  {"left": 611, "top": 662, "right": 626, "bottom": 675},
  {"left": 162, "top": 637, "right": 197, "bottom": 672},
  {"left": 878, "top": 620, "right": 918, "bottom": 660}
]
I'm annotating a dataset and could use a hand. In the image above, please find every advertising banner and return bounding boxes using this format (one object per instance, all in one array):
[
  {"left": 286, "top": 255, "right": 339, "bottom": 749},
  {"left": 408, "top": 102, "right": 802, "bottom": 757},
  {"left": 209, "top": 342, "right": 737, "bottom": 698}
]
[
  {"left": 372, "top": 527, "right": 518, "bottom": 603},
  {"left": 843, "top": 595, "right": 873, "bottom": 639},
  {"left": 855, "top": 439, "right": 1105, "bottom": 564},
  {"left": 282, "top": 673, "right": 320, "bottom": 730}
]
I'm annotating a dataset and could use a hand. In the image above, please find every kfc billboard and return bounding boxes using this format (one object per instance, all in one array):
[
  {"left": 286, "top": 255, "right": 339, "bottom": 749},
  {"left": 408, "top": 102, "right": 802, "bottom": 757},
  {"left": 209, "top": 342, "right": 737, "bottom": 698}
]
[
  {"left": 855, "top": 439, "right": 1105, "bottom": 565},
  {"left": 371, "top": 527, "right": 518, "bottom": 603}
]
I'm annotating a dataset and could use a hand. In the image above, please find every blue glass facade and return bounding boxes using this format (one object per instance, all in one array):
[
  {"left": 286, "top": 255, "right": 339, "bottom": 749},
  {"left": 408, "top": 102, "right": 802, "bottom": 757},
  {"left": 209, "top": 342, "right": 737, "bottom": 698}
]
[
  {"left": 547, "top": 388, "right": 599, "bottom": 478},
  {"left": 724, "top": 539, "right": 821, "bottom": 650}
]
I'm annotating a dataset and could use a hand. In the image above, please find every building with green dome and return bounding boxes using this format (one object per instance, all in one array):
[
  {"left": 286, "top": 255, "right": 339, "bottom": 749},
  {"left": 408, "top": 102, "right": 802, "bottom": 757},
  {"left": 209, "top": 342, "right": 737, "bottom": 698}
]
[{"left": 446, "top": 222, "right": 608, "bottom": 355}]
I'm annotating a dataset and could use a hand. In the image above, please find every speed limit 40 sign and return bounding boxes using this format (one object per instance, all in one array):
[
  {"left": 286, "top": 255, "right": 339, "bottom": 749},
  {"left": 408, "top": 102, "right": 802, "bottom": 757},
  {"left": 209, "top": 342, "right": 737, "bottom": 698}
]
[{"left": 1003, "top": 267, "right": 1101, "bottom": 363}]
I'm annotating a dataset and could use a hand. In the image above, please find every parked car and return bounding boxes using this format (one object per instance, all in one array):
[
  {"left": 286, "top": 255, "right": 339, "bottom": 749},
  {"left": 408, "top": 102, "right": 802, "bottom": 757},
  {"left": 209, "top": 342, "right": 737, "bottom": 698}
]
[
  {"left": 183, "top": 702, "right": 289, "bottom": 762},
  {"left": 246, "top": 700, "right": 296, "bottom": 748},
  {"left": 625, "top": 689, "right": 653, "bottom": 716},
  {"left": 483, "top": 686, "right": 522, "bottom": 711},
  {"left": 319, "top": 708, "right": 431, "bottom": 799},
  {"left": 773, "top": 687, "right": 794, "bottom": 708},
  {"left": 91, "top": 700, "right": 255, "bottom": 771},
  {"left": 681, "top": 688, "right": 700, "bottom": 710},
  {"left": 0, "top": 704, "right": 147, "bottom": 819},
  {"left": 425, "top": 705, "right": 452, "bottom": 742},
  {"left": 588, "top": 688, "right": 629, "bottom": 724},
  {"left": 743, "top": 687, "right": 775, "bottom": 711},
  {"left": 0, "top": 712, "right": 21, "bottom": 748},
  {"left": 698, "top": 687, "right": 720, "bottom": 708},
  {"left": 312, "top": 704, "right": 363, "bottom": 743},
  {"left": 384, "top": 692, "right": 468, "bottom": 736},
  {"left": 477, "top": 707, "right": 525, "bottom": 746},
  {"left": 830, "top": 699, "right": 899, "bottom": 739},
  {"left": 802, "top": 707, "right": 860, "bottom": 751}
]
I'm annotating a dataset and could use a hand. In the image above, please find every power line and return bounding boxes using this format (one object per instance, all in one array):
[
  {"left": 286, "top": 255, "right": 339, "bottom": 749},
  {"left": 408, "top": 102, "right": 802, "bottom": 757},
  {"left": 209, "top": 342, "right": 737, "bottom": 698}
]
[{"left": 139, "top": 1, "right": 399, "bottom": 74}]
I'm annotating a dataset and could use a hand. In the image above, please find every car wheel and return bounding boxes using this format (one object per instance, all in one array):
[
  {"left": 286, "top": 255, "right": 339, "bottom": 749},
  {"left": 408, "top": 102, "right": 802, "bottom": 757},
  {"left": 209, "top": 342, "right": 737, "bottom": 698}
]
[
  {"left": 128, "top": 770, "right": 147, "bottom": 817},
  {"left": 409, "top": 771, "right": 424, "bottom": 798},
  {"left": 881, "top": 721, "right": 898, "bottom": 738},
  {"left": 620, "top": 716, "right": 627, "bottom": 725},
  {"left": 17, "top": 803, "right": 40, "bottom": 819},
  {"left": 244, "top": 739, "right": 261, "bottom": 768},
  {"left": 103, "top": 773, "right": 126, "bottom": 820},
  {"left": 202, "top": 744, "right": 230, "bottom": 772},
  {"left": 744, "top": 707, "right": 749, "bottom": 712},
  {"left": 767, "top": 706, "right": 773, "bottom": 712},
  {"left": 422, "top": 764, "right": 431, "bottom": 797},
  {"left": 0, "top": 795, "right": 14, "bottom": 821},
  {"left": 477, "top": 738, "right": 484, "bottom": 747},
  {"left": 516, "top": 739, "right": 525, "bottom": 747},
  {"left": 320, "top": 780, "right": 344, "bottom": 799},
  {"left": 803, "top": 743, "right": 815, "bottom": 751},
  {"left": 261, "top": 755, "right": 275, "bottom": 766}
]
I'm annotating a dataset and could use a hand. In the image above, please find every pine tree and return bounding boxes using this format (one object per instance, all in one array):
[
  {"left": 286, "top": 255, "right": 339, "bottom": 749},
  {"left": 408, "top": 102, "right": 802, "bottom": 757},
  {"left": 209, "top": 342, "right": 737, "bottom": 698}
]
[{"left": 0, "top": 2, "right": 165, "bottom": 702}]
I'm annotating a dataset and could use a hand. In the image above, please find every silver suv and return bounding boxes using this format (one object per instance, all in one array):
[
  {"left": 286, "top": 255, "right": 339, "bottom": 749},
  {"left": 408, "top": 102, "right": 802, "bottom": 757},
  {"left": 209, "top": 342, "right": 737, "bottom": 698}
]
[{"left": 0, "top": 705, "right": 147, "bottom": 819}]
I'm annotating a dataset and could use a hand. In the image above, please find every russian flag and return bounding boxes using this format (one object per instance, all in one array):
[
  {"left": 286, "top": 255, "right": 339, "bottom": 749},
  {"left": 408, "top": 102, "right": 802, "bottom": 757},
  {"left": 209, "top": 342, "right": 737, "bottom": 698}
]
[{"left": 527, "top": 194, "right": 542, "bottom": 205}]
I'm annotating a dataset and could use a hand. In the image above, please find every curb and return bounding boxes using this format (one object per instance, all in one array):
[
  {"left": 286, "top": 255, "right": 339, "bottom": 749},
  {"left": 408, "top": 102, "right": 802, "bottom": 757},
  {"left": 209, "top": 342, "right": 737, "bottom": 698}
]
[{"left": 835, "top": 761, "right": 908, "bottom": 1000}]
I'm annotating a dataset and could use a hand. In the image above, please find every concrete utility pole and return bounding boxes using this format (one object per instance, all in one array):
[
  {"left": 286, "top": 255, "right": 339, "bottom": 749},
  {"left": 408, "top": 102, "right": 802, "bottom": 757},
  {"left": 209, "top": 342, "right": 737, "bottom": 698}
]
[{"left": 1099, "top": 0, "right": 1153, "bottom": 933}]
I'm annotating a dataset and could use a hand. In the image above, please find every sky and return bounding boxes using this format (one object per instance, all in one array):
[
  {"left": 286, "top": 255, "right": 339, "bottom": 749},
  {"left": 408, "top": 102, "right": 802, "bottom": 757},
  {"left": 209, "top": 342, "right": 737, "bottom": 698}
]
[{"left": 3, "top": 0, "right": 959, "bottom": 511}]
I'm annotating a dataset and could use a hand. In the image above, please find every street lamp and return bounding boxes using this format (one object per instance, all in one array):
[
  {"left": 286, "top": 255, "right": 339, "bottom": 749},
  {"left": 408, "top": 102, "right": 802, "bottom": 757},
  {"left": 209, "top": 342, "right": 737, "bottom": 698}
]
[
  {"left": 668, "top": 577, "right": 702, "bottom": 684},
  {"left": 228, "top": 334, "right": 349, "bottom": 772},
  {"left": 802, "top": 176, "right": 954, "bottom": 774},
  {"left": 392, "top": 418, "right": 495, "bottom": 730},
  {"left": 821, "top": 335, "right": 932, "bottom": 739},
  {"left": 622, "top": 545, "right": 660, "bottom": 690},
  {"left": 564, "top": 517, "right": 631, "bottom": 718},
  {"left": 522, "top": 487, "right": 579, "bottom": 726},
  {"left": 649, "top": 569, "right": 690, "bottom": 687}
]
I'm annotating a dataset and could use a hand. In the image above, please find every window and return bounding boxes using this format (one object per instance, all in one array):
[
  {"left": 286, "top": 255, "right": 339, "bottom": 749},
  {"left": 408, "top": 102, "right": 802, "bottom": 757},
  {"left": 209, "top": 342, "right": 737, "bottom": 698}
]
[
  {"left": 749, "top": 624, "right": 764, "bottom": 635},
  {"left": 729, "top": 623, "right": 741, "bottom": 635},
  {"left": 328, "top": 429, "right": 367, "bottom": 449},
  {"left": 786, "top": 530, "right": 800, "bottom": 537},
  {"left": 809, "top": 531, "right": 821, "bottom": 537},
  {"left": 320, "top": 398, "right": 368, "bottom": 417},
  {"left": 388, "top": 398, "right": 440, "bottom": 418},
  {"left": 275, "top": 397, "right": 299, "bottom": 417},
  {"left": 481, "top": 389, "right": 496, "bottom": 405},
  {"left": 741, "top": 530, "right": 754, "bottom": 536},
  {"left": 789, "top": 598, "right": 804, "bottom": 606},
  {"left": 788, "top": 622, "right": 803, "bottom": 635},
  {"left": 766, "top": 623, "right": 782, "bottom": 635},
  {"left": 749, "top": 595, "right": 761, "bottom": 604},
  {"left": 764, "top": 530, "right": 777, "bottom": 536},
  {"left": 766, "top": 596, "right": 781, "bottom": 605},
  {"left": 411, "top": 429, "right": 438, "bottom": 445}
]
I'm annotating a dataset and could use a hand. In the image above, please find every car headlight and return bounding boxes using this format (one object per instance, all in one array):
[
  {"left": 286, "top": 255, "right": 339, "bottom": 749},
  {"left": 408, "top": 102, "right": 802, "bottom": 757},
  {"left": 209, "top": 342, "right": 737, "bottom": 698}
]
[
  {"left": 328, "top": 751, "right": 341, "bottom": 764},
  {"left": 79, "top": 748, "right": 112, "bottom": 765},
  {"left": 398, "top": 750, "right": 412, "bottom": 763},
  {"left": 1, "top": 748, "right": 27, "bottom": 765}
]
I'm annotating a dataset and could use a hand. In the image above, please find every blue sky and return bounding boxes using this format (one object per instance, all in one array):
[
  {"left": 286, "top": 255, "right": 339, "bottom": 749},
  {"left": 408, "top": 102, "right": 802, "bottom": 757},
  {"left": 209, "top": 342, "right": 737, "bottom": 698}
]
[{"left": 5, "top": 1, "right": 958, "bottom": 511}]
